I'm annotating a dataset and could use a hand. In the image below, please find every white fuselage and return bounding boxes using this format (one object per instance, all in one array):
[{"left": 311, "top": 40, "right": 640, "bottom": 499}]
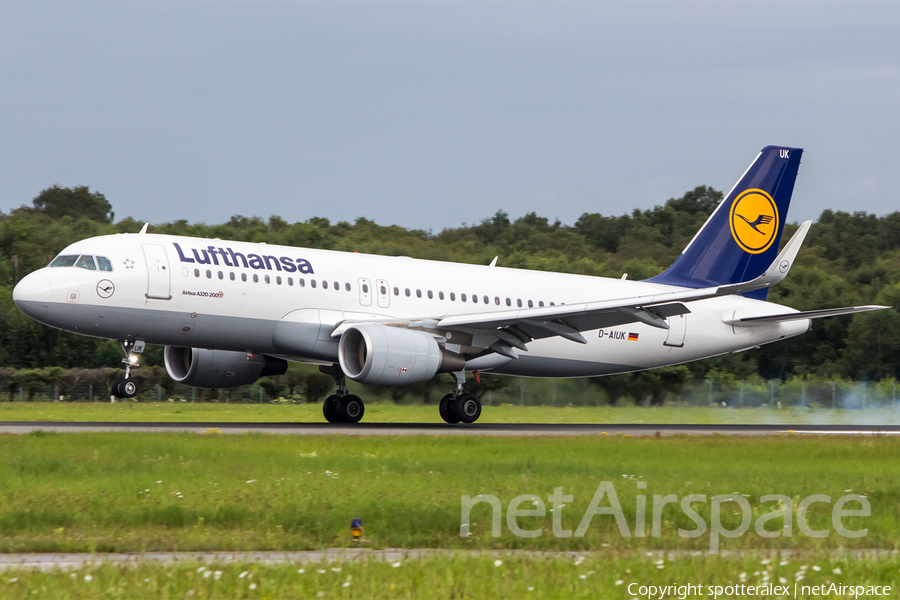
[{"left": 13, "top": 233, "right": 810, "bottom": 378}]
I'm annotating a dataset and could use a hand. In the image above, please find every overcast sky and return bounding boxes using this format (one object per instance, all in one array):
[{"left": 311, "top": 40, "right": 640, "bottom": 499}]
[{"left": 1, "top": 2, "right": 898, "bottom": 231}]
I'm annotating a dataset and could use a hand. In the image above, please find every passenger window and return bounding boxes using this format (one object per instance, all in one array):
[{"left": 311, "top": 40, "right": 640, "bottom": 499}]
[
  {"left": 229, "top": 272, "right": 235, "bottom": 281},
  {"left": 253, "top": 274, "right": 259, "bottom": 283},
  {"left": 194, "top": 269, "right": 200, "bottom": 278},
  {"left": 439, "top": 291, "right": 444, "bottom": 300},
  {"left": 461, "top": 293, "right": 467, "bottom": 302},
  {"left": 49, "top": 255, "right": 79, "bottom": 268},
  {"left": 241, "top": 273, "right": 247, "bottom": 282},
  {"left": 362, "top": 283, "right": 369, "bottom": 293},
  {"left": 473, "top": 295, "right": 479, "bottom": 304},
  {"left": 539, "top": 301, "right": 544, "bottom": 307},
  {"left": 506, "top": 298, "right": 511, "bottom": 306},
  {"left": 549, "top": 302, "right": 554, "bottom": 306},
  {"left": 450, "top": 292, "right": 456, "bottom": 301},
  {"left": 333, "top": 281, "right": 339, "bottom": 290},
  {"left": 517, "top": 299, "right": 522, "bottom": 308},
  {"left": 288, "top": 277, "right": 294, "bottom": 286},
  {"left": 528, "top": 300, "right": 533, "bottom": 308},
  {"left": 427, "top": 290, "right": 433, "bottom": 299},
  {"left": 405, "top": 288, "right": 410, "bottom": 297},
  {"left": 75, "top": 255, "right": 96, "bottom": 270},
  {"left": 323, "top": 280, "right": 328, "bottom": 289},
  {"left": 97, "top": 256, "right": 113, "bottom": 271},
  {"left": 380, "top": 285, "right": 387, "bottom": 295},
  {"left": 299, "top": 278, "right": 305, "bottom": 287},
  {"left": 206, "top": 270, "right": 212, "bottom": 278},
  {"left": 276, "top": 276, "right": 282, "bottom": 285},
  {"left": 393, "top": 287, "right": 399, "bottom": 296},
  {"left": 218, "top": 271, "right": 224, "bottom": 279},
  {"left": 346, "top": 282, "right": 351, "bottom": 292},
  {"left": 416, "top": 289, "right": 422, "bottom": 298},
  {"left": 265, "top": 275, "right": 271, "bottom": 284},
  {"left": 494, "top": 296, "right": 499, "bottom": 305},
  {"left": 311, "top": 279, "right": 317, "bottom": 288}
]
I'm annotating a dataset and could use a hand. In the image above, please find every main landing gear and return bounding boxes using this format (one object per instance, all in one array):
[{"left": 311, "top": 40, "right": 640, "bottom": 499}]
[
  {"left": 439, "top": 371, "right": 482, "bottom": 424},
  {"left": 320, "top": 365, "right": 365, "bottom": 424},
  {"left": 111, "top": 340, "right": 145, "bottom": 399}
]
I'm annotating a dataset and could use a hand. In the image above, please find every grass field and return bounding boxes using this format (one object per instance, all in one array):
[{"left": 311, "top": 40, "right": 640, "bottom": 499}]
[
  {"left": 1, "top": 401, "right": 899, "bottom": 425},
  {"left": 0, "top": 432, "right": 897, "bottom": 555},
  {"left": 2, "top": 553, "right": 898, "bottom": 599}
]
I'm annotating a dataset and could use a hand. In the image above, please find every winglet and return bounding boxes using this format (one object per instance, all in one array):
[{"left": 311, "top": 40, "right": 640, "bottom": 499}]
[
  {"left": 139, "top": 223, "right": 149, "bottom": 234},
  {"left": 717, "top": 220, "right": 811, "bottom": 296}
]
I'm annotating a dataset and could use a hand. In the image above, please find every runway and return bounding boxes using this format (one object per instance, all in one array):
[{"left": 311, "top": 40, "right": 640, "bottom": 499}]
[
  {"left": 0, "top": 548, "right": 895, "bottom": 571},
  {"left": 0, "top": 421, "right": 899, "bottom": 436}
]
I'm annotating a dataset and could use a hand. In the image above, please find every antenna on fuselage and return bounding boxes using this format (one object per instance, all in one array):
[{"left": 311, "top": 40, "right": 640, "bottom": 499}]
[
  {"left": 489, "top": 256, "right": 498, "bottom": 267},
  {"left": 139, "top": 223, "right": 149, "bottom": 234}
]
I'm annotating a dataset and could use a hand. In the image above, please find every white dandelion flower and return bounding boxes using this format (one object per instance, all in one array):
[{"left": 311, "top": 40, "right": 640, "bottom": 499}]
[
  {"left": 203, "top": 571, "right": 211, "bottom": 578},
  {"left": 249, "top": 583, "right": 257, "bottom": 590},
  {"left": 615, "top": 580, "right": 623, "bottom": 586},
  {"left": 494, "top": 559, "right": 503, "bottom": 567},
  {"left": 298, "top": 569, "right": 305, "bottom": 574},
  {"left": 331, "top": 567, "right": 341, "bottom": 573},
  {"left": 528, "top": 586, "right": 535, "bottom": 591},
  {"left": 391, "top": 562, "right": 401, "bottom": 568},
  {"left": 833, "top": 568, "right": 842, "bottom": 575},
  {"left": 239, "top": 571, "right": 248, "bottom": 579},
  {"left": 812, "top": 565, "right": 821, "bottom": 572},
  {"left": 779, "top": 577, "right": 787, "bottom": 584},
  {"left": 214, "top": 571, "right": 222, "bottom": 580},
  {"left": 84, "top": 575, "right": 93, "bottom": 582},
  {"left": 574, "top": 557, "right": 584, "bottom": 566},
  {"left": 246, "top": 479, "right": 256, "bottom": 484},
  {"left": 343, "top": 582, "right": 350, "bottom": 588}
]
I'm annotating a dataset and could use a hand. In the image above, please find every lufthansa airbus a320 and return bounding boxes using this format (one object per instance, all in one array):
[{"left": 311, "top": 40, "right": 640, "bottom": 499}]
[{"left": 12, "top": 146, "right": 885, "bottom": 423}]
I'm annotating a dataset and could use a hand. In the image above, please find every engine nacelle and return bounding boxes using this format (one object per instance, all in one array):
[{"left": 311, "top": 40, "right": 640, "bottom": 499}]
[
  {"left": 164, "top": 347, "right": 287, "bottom": 389},
  {"left": 338, "top": 324, "right": 465, "bottom": 386}
]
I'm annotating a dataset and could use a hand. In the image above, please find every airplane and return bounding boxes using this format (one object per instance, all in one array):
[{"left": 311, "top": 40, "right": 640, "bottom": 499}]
[{"left": 12, "top": 145, "right": 886, "bottom": 424}]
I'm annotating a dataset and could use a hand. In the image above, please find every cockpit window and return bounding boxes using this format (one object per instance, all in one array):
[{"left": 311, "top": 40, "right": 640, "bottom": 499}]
[
  {"left": 49, "top": 255, "right": 79, "bottom": 268},
  {"left": 75, "top": 255, "right": 97, "bottom": 270},
  {"left": 97, "top": 256, "right": 113, "bottom": 271}
]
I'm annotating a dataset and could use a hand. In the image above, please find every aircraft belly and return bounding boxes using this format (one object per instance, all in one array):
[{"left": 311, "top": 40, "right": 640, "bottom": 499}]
[{"left": 39, "top": 301, "right": 281, "bottom": 353}]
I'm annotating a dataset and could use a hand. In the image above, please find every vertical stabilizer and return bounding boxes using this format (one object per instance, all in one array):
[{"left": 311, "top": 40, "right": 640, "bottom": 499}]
[{"left": 648, "top": 145, "right": 802, "bottom": 299}]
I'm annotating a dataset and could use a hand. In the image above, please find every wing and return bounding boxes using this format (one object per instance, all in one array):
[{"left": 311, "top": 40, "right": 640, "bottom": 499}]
[{"left": 332, "top": 222, "right": 819, "bottom": 359}]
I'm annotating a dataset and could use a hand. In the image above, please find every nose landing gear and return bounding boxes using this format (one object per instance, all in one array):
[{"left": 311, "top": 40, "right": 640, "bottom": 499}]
[
  {"left": 320, "top": 364, "right": 365, "bottom": 423},
  {"left": 111, "top": 340, "right": 144, "bottom": 399}
]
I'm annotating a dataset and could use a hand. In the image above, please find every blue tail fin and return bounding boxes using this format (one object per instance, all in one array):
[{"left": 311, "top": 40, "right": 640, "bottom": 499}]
[{"left": 647, "top": 145, "right": 803, "bottom": 300}]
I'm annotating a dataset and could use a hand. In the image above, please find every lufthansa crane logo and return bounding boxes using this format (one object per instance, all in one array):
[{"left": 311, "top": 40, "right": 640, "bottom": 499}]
[{"left": 729, "top": 189, "right": 779, "bottom": 254}]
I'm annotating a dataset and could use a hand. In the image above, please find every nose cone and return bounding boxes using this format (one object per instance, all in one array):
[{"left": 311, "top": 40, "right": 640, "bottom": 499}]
[{"left": 13, "top": 272, "right": 53, "bottom": 317}]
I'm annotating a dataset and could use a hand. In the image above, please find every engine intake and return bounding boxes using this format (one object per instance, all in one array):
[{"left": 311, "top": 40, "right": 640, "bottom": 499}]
[
  {"left": 164, "top": 347, "right": 287, "bottom": 389},
  {"left": 338, "top": 324, "right": 465, "bottom": 385}
]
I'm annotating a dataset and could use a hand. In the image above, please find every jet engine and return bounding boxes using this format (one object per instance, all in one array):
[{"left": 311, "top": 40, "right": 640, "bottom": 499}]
[
  {"left": 338, "top": 324, "right": 465, "bottom": 386},
  {"left": 164, "top": 347, "right": 288, "bottom": 389}
]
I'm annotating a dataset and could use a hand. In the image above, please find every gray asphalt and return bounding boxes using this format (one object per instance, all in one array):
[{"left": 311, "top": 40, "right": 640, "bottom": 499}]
[
  {"left": 0, "top": 548, "right": 895, "bottom": 571},
  {"left": 1, "top": 421, "right": 899, "bottom": 436}
]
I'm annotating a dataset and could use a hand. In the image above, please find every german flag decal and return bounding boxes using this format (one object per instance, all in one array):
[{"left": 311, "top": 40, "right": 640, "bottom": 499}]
[{"left": 628, "top": 332, "right": 639, "bottom": 342}]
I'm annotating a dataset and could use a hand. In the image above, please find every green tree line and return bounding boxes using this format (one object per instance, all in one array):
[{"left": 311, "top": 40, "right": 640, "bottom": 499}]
[{"left": 1, "top": 184, "right": 898, "bottom": 390}]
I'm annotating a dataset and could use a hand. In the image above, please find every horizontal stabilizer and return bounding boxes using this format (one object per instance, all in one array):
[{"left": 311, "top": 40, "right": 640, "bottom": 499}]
[{"left": 724, "top": 305, "right": 888, "bottom": 327}]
